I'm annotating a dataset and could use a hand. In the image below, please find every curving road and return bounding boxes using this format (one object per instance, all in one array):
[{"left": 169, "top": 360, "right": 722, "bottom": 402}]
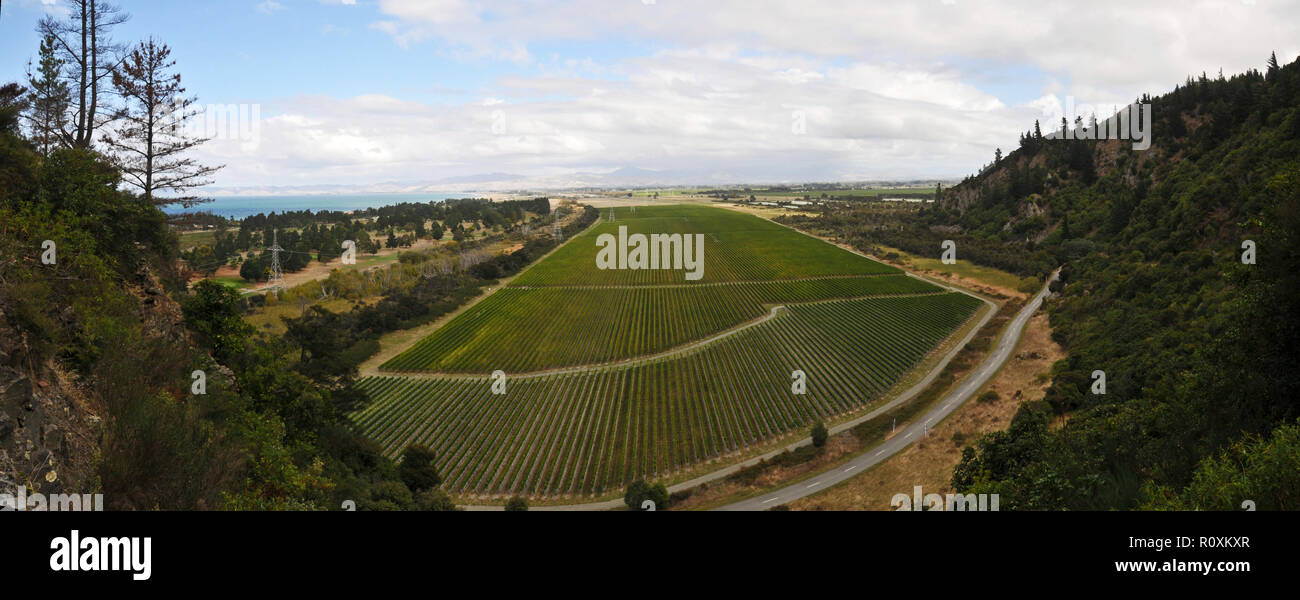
[{"left": 714, "top": 269, "right": 1059, "bottom": 511}]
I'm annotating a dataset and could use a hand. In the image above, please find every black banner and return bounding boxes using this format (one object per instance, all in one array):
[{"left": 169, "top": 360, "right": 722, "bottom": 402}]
[{"left": 1, "top": 510, "right": 1286, "bottom": 590}]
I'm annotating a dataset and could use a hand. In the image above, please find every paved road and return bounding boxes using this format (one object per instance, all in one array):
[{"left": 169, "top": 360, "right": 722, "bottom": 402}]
[{"left": 714, "top": 269, "right": 1059, "bottom": 511}]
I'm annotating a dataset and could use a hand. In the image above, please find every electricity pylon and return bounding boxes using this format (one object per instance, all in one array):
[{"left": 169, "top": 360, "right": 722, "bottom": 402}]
[{"left": 268, "top": 230, "right": 285, "bottom": 294}]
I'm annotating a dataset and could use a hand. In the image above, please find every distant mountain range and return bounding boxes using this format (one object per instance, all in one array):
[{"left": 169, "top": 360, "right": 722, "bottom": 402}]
[{"left": 201, "top": 167, "right": 951, "bottom": 197}]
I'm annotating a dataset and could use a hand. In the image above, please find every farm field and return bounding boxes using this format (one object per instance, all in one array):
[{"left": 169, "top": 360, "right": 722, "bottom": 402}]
[
  {"left": 382, "top": 204, "right": 921, "bottom": 373},
  {"left": 381, "top": 275, "right": 941, "bottom": 373},
  {"left": 356, "top": 293, "right": 982, "bottom": 497},
  {"left": 354, "top": 204, "right": 986, "bottom": 498},
  {"left": 510, "top": 204, "right": 899, "bottom": 287}
]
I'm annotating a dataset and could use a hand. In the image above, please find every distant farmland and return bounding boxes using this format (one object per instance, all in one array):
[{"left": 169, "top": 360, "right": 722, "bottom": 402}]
[{"left": 354, "top": 204, "right": 983, "bottom": 498}]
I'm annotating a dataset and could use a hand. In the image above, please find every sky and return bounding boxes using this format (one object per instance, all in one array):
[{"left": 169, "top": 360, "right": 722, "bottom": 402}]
[{"left": 2, "top": 0, "right": 1299, "bottom": 189}]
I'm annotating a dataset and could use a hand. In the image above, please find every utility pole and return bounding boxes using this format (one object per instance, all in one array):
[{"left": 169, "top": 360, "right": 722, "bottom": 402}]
[{"left": 268, "top": 229, "right": 285, "bottom": 295}]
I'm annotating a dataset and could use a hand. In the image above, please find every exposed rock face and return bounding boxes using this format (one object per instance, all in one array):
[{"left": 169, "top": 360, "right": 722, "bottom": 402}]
[
  {"left": 0, "top": 310, "right": 93, "bottom": 499},
  {"left": 0, "top": 263, "right": 192, "bottom": 504}
]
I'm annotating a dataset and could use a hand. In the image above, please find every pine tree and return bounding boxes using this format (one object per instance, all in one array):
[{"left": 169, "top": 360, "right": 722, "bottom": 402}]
[
  {"left": 25, "top": 33, "right": 70, "bottom": 156},
  {"left": 0, "top": 84, "right": 27, "bottom": 136},
  {"left": 101, "top": 38, "right": 222, "bottom": 207}
]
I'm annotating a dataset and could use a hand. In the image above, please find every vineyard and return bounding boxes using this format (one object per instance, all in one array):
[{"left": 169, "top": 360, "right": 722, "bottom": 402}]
[
  {"left": 381, "top": 275, "right": 942, "bottom": 372},
  {"left": 356, "top": 293, "right": 983, "bottom": 496},
  {"left": 354, "top": 204, "right": 986, "bottom": 498},
  {"left": 510, "top": 204, "right": 900, "bottom": 287}
]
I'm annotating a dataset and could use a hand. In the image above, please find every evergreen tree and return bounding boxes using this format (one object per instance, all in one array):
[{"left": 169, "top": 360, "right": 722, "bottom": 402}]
[
  {"left": 25, "top": 34, "right": 70, "bottom": 156},
  {"left": 101, "top": 39, "right": 222, "bottom": 207}
]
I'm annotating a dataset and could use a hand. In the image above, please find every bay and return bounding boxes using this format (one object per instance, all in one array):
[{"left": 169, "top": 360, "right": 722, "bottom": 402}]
[{"left": 165, "top": 193, "right": 465, "bottom": 220}]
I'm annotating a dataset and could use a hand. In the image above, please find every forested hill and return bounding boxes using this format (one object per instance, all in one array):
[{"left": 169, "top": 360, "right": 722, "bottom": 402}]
[{"left": 944, "top": 53, "right": 1300, "bottom": 509}]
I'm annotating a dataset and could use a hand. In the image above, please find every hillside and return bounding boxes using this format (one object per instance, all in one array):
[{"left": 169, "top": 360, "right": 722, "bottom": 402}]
[
  {"left": 0, "top": 106, "right": 553, "bottom": 510},
  {"left": 935, "top": 54, "right": 1300, "bottom": 509}
]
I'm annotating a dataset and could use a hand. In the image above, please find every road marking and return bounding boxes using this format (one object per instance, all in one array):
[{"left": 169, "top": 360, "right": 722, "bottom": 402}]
[
  {"left": 904, "top": 432, "right": 913, "bottom": 439},
  {"left": 874, "top": 450, "right": 885, "bottom": 457},
  {"left": 843, "top": 465, "right": 857, "bottom": 473},
  {"left": 761, "top": 497, "right": 781, "bottom": 504},
  {"left": 806, "top": 481, "right": 822, "bottom": 489}
]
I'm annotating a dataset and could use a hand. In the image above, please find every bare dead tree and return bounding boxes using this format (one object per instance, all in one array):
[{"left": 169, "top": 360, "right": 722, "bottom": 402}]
[
  {"left": 102, "top": 38, "right": 223, "bottom": 207},
  {"left": 37, "top": 0, "right": 129, "bottom": 148}
]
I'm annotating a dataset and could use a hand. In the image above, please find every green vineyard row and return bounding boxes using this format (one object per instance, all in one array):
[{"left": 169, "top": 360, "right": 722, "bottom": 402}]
[
  {"left": 510, "top": 204, "right": 900, "bottom": 287},
  {"left": 380, "top": 275, "right": 943, "bottom": 373},
  {"left": 355, "top": 292, "right": 982, "bottom": 498}
]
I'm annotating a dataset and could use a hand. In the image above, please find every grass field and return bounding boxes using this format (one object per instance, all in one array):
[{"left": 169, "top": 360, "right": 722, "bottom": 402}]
[
  {"left": 878, "top": 245, "right": 1025, "bottom": 292},
  {"left": 354, "top": 204, "right": 985, "bottom": 498},
  {"left": 213, "top": 276, "right": 252, "bottom": 291}
]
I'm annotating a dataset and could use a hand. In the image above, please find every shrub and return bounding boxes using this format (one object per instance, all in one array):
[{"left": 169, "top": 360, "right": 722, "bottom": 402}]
[
  {"left": 416, "top": 489, "right": 459, "bottom": 511},
  {"left": 504, "top": 496, "right": 529, "bottom": 512},
  {"left": 1017, "top": 276, "right": 1041, "bottom": 294},
  {"left": 399, "top": 444, "right": 442, "bottom": 492},
  {"left": 811, "top": 421, "right": 829, "bottom": 447},
  {"left": 624, "top": 480, "right": 669, "bottom": 510}
]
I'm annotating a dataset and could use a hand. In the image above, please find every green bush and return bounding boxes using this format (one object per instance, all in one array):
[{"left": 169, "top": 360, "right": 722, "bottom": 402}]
[
  {"left": 504, "top": 496, "right": 529, "bottom": 512},
  {"left": 624, "top": 480, "right": 669, "bottom": 510},
  {"left": 811, "top": 421, "right": 829, "bottom": 447},
  {"left": 399, "top": 444, "right": 442, "bottom": 492}
]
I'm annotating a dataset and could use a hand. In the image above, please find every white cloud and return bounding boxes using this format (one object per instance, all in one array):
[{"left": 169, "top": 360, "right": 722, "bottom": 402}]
[
  {"left": 202, "top": 0, "right": 1300, "bottom": 187},
  {"left": 196, "top": 52, "right": 1046, "bottom": 187},
  {"left": 256, "top": 1, "right": 285, "bottom": 15},
  {"left": 368, "top": 0, "right": 1300, "bottom": 104}
]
